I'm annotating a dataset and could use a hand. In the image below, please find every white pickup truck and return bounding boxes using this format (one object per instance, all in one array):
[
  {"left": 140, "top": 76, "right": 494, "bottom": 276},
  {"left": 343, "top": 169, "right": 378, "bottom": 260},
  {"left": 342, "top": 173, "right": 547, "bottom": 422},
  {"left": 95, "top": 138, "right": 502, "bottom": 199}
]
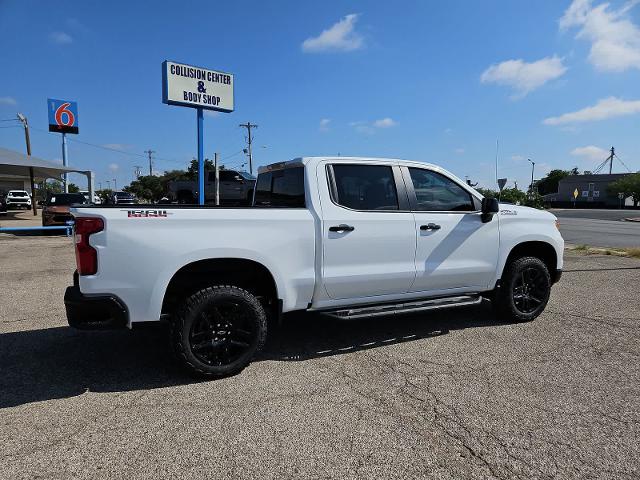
[{"left": 65, "top": 157, "right": 564, "bottom": 377}]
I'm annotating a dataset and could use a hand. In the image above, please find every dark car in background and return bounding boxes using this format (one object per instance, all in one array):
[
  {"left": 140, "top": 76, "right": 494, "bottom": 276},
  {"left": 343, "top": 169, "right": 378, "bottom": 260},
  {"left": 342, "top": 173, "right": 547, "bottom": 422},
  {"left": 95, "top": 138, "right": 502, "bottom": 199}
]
[
  {"left": 0, "top": 192, "right": 7, "bottom": 215},
  {"left": 42, "top": 193, "right": 88, "bottom": 226}
]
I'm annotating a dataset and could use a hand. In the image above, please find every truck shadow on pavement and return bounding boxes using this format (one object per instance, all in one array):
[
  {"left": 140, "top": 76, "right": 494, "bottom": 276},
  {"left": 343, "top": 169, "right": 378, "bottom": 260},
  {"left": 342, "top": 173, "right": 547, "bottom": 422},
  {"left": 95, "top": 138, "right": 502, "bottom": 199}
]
[{"left": 0, "top": 303, "right": 503, "bottom": 408}]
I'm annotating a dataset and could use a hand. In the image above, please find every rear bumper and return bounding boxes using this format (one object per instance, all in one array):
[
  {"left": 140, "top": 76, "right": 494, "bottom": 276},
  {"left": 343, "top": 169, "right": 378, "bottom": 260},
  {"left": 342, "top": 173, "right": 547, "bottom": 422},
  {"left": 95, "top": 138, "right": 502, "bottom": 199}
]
[{"left": 64, "top": 278, "right": 128, "bottom": 329}]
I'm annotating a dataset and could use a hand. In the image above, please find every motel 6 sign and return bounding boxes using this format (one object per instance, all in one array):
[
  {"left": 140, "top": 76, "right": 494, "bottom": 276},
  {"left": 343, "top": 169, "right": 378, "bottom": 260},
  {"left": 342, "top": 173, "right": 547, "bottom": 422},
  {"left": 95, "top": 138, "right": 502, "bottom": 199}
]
[{"left": 48, "top": 98, "right": 79, "bottom": 134}]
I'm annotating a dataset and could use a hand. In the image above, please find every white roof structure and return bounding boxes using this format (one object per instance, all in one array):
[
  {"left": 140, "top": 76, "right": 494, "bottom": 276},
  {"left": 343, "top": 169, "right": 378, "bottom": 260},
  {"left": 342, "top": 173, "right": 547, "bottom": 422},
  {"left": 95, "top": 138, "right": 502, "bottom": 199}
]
[{"left": 0, "top": 146, "right": 88, "bottom": 180}]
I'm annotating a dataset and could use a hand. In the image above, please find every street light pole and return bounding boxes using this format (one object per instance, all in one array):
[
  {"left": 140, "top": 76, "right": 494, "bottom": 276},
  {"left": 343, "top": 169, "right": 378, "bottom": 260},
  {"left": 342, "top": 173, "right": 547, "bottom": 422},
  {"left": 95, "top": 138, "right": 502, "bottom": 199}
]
[
  {"left": 17, "top": 113, "right": 38, "bottom": 216},
  {"left": 528, "top": 158, "right": 535, "bottom": 196}
]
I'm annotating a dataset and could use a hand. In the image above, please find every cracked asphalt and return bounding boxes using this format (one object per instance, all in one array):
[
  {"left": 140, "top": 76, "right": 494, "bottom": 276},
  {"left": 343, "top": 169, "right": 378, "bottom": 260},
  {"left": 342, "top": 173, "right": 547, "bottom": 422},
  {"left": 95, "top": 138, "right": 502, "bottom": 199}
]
[{"left": 1, "top": 236, "right": 639, "bottom": 479}]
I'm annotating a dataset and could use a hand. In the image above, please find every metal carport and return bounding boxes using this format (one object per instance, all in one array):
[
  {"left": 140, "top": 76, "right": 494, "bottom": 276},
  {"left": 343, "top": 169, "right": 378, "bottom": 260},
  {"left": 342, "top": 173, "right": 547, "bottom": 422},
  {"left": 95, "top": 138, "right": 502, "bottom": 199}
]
[{"left": 0, "top": 146, "right": 94, "bottom": 215}]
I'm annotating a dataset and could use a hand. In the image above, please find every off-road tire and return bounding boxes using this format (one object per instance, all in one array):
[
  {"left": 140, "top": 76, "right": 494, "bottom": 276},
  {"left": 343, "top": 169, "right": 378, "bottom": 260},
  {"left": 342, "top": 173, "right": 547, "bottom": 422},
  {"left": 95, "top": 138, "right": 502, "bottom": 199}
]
[
  {"left": 493, "top": 256, "right": 551, "bottom": 323},
  {"left": 170, "top": 285, "right": 267, "bottom": 378}
]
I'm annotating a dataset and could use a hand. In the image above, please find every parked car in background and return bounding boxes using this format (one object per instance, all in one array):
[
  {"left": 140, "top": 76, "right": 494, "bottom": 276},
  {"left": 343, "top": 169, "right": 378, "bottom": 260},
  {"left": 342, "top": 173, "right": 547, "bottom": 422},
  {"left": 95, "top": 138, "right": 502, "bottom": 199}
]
[
  {"left": 168, "top": 169, "right": 256, "bottom": 204},
  {"left": 6, "top": 190, "right": 32, "bottom": 209},
  {"left": 79, "top": 190, "right": 102, "bottom": 204},
  {"left": 42, "top": 193, "right": 88, "bottom": 226},
  {"left": 109, "top": 191, "right": 137, "bottom": 205}
]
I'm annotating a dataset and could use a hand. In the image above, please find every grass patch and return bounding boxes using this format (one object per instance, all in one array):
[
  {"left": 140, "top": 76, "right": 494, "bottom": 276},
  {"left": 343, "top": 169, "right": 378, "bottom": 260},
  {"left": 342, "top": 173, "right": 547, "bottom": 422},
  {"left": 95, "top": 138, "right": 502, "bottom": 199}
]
[
  {"left": 569, "top": 244, "right": 640, "bottom": 258},
  {"left": 626, "top": 247, "right": 640, "bottom": 259}
]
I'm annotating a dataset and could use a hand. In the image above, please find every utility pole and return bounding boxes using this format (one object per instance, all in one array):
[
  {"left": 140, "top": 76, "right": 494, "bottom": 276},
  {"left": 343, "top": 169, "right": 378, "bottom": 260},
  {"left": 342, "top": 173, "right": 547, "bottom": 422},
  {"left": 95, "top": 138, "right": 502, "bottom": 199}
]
[
  {"left": 239, "top": 122, "right": 258, "bottom": 174},
  {"left": 17, "top": 113, "right": 37, "bottom": 216},
  {"left": 528, "top": 158, "right": 536, "bottom": 196},
  {"left": 106, "top": 180, "right": 111, "bottom": 190},
  {"left": 134, "top": 165, "right": 142, "bottom": 179},
  {"left": 144, "top": 150, "right": 155, "bottom": 176},
  {"left": 607, "top": 146, "right": 615, "bottom": 174},
  {"left": 98, "top": 182, "right": 102, "bottom": 190},
  {"left": 113, "top": 178, "right": 117, "bottom": 192}
]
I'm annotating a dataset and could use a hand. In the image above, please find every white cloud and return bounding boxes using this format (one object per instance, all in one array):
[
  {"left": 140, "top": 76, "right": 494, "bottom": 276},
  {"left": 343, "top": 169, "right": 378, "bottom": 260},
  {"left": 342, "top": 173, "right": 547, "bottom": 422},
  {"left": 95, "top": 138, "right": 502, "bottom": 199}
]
[
  {"left": 108, "top": 163, "right": 119, "bottom": 173},
  {"left": 50, "top": 31, "right": 73, "bottom": 44},
  {"left": 319, "top": 118, "right": 331, "bottom": 132},
  {"left": 372, "top": 117, "right": 396, "bottom": 128},
  {"left": 480, "top": 55, "right": 567, "bottom": 98},
  {"left": 350, "top": 118, "right": 397, "bottom": 134},
  {"left": 102, "top": 144, "right": 131, "bottom": 151},
  {"left": 511, "top": 155, "right": 525, "bottom": 162},
  {"left": 204, "top": 110, "right": 220, "bottom": 118},
  {"left": 570, "top": 145, "right": 609, "bottom": 162},
  {"left": 455, "top": 148, "right": 465, "bottom": 155},
  {"left": 0, "top": 96, "right": 17, "bottom": 105},
  {"left": 543, "top": 96, "right": 640, "bottom": 125},
  {"left": 444, "top": 128, "right": 453, "bottom": 135},
  {"left": 302, "top": 14, "right": 364, "bottom": 53},
  {"left": 560, "top": 0, "right": 640, "bottom": 71}
]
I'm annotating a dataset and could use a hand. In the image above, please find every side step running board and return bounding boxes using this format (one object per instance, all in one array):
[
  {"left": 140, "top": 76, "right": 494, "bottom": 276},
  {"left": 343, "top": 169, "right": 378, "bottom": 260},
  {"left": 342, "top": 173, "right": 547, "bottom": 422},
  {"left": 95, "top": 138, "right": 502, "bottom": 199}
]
[{"left": 324, "top": 295, "right": 482, "bottom": 320}]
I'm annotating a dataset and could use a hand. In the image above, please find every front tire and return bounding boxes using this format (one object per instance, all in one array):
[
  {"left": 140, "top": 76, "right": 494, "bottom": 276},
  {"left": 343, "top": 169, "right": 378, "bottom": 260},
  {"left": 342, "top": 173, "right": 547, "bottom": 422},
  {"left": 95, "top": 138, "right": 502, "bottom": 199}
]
[
  {"left": 492, "top": 256, "right": 551, "bottom": 323},
  {"left": 170, "top": 285, "right": 267, "bottom": 378}
]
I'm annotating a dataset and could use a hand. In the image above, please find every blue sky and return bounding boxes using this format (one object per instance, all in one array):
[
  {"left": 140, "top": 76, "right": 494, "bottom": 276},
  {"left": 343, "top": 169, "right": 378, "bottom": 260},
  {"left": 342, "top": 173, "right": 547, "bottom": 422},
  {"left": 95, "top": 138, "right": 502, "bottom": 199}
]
[{"left": 1, "top": 0, "right": 639, "bottom": 191}]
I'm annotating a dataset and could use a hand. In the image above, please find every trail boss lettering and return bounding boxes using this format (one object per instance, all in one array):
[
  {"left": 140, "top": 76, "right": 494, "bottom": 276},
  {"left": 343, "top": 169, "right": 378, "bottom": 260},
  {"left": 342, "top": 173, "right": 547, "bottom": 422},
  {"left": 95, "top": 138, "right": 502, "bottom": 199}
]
[{"left": 126, "top": 210, "right": 168, "bottom": 218}]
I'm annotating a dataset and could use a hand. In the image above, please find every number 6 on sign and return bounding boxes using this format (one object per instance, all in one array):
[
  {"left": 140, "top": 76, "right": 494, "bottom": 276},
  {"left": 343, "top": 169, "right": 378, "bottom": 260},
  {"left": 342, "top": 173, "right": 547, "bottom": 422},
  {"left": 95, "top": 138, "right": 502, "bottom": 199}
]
[{"left": 47, "top": 98, "right": 79, "bottom": 134}]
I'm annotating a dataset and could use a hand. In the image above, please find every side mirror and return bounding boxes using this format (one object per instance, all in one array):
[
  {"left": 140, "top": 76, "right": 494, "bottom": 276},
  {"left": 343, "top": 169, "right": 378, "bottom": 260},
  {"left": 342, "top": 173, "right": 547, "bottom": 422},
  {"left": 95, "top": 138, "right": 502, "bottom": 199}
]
[
  {"left": 481, "top": 197, "right": 499, "bottom": 222},
  {"left": 481, "top": 197, "right": 499, "bottom": 214}
]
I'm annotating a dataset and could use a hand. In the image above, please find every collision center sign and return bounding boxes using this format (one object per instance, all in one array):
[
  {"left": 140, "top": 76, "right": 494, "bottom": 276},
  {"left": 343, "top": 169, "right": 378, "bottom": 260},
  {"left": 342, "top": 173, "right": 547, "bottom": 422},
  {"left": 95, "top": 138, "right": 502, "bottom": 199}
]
[{"left": 162, "top": 61, "right": 234, "bottom": 112}]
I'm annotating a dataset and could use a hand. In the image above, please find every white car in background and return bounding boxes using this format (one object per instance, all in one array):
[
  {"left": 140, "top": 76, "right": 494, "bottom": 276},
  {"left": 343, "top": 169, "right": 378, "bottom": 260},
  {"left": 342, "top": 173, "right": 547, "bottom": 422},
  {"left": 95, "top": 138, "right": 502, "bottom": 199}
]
[
  {"left": 5, "top": 190, "right": 32, "bottom": 209},
  {"left": 79, "top": 190, "right": 102, "bottom": 204}
]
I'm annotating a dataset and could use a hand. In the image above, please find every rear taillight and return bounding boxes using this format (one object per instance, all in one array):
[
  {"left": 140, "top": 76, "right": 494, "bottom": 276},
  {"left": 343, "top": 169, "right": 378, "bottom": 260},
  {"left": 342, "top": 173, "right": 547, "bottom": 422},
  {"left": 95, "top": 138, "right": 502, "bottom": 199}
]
[{"left": 74, "top": 217, "right": 104, "bottom": 275}]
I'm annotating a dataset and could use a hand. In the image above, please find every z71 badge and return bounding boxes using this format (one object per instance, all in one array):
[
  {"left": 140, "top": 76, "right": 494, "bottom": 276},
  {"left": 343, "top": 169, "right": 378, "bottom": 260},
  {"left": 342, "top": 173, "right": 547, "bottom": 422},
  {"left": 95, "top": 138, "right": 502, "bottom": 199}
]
[{"left": 125, "top": 210, "right": 170, "bottom": 218}]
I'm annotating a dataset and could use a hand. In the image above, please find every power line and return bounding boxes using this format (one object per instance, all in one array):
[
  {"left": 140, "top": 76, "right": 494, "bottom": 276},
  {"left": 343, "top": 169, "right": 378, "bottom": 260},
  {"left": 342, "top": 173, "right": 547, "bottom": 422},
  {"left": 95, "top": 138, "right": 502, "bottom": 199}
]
[{"left": 614, "top": 153, "right": 632, "bottom": 173}]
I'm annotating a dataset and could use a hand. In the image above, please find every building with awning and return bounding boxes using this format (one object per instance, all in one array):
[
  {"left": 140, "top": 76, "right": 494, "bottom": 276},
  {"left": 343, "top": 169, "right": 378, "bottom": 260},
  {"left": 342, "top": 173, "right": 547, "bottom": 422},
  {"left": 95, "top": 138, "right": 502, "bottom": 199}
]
[{"left": 0, "top": 146, "right": 94, "bottom": 215}]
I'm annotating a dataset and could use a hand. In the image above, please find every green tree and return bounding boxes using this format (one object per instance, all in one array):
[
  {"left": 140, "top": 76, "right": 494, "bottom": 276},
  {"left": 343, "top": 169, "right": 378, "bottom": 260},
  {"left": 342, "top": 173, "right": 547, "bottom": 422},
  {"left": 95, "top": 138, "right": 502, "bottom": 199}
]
[
  {"left": 124, "top": 175, "right": 165, "bottom": 202},
  {"left": 68, "top": 183, "right": 80, "bottom": 193},
  {"left": 535, "top": 169, "right": 572, "bottom": 196},
  {"left": 609, "top": 173, "right": 640, "bottom": 207},
  {"left": 96, "top": 189, "right": 113, "bottom": 203},
  {"left": 186, "top": 158, "right": 215, "bottom": 180}
]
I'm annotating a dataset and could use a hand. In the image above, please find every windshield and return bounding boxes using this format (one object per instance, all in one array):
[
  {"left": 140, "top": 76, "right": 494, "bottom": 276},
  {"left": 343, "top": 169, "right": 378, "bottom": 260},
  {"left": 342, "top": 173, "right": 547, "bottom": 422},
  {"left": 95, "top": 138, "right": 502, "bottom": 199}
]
[
  {"left": 47, "top": 193, "right": 87, "bottom": 206},
  {"left": 238, "top": 171, "right": 256, "bottom": 180},
  {"left": 9, "top": 191, "right": 28, "bottom": 197},
  {"left": 116, "top": 192, "right": 134, "bottom": 198}
]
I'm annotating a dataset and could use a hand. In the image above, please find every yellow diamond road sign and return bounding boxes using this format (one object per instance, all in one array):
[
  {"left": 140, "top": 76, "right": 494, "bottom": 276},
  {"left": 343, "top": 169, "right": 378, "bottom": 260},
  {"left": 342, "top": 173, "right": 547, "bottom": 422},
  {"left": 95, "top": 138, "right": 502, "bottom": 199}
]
[{"left": 573, "top": 188, "right": 579, "bottom": 199}]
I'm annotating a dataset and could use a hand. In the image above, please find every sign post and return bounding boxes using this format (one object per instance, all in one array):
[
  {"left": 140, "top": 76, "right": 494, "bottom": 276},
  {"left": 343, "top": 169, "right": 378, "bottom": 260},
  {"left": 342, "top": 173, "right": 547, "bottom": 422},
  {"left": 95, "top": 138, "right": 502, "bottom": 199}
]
[
  {"left": 197, "top": 108, "right": 204, "bottom": 205},
  {"left": 162, "top": 61, "right": 234, "bottom": 205},
  {"left": 48, "top": 99, "right": 79, "bottom": 193}
]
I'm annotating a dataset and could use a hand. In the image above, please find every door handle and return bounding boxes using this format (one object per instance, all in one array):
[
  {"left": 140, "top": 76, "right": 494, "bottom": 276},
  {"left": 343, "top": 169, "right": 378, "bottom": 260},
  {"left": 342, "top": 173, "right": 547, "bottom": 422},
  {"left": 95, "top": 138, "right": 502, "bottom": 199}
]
[
  {"left": 329, "top": 224, "right": 355, "bottom": 232},
  {"left": 420, "top": 223, "right": 441, "bottom": 231}
]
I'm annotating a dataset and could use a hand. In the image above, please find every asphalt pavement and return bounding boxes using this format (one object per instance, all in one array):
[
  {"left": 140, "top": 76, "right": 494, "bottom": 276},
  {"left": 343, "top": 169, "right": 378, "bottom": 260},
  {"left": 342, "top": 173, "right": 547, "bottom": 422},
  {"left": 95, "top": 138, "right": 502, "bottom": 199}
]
[
  {"left": 1, "top": 235, "right": 639, "bottom": 479},
  {"left": 550, "top": 209, "right": 640, "bottom": 248}
]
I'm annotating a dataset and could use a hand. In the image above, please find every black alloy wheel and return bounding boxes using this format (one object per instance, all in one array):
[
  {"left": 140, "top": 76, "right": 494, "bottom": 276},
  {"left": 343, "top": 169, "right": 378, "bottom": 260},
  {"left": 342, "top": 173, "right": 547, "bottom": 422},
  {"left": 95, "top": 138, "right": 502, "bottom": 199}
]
[
  {"left": 512, "top": 267, "right": 548, "bottom": 314},
  {"left": 171, "top": 285, "right": 267, "bottom": 377},
  {"left": 492, "top": 256, "right": 551, "bottom": 323},
  {"left": 189, "top": 300, "right": 257, "bottom": 367}
]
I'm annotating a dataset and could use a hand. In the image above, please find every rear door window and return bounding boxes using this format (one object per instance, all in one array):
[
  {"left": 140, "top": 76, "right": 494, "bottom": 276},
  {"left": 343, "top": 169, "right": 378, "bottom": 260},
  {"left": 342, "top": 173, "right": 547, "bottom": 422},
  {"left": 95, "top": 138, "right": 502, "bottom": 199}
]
[
  {"left": 330, "top": 164, "right": 399, "bottom": 211},
  {"left": 254, "top": 167, "right": 305, "bottom": 207}
]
